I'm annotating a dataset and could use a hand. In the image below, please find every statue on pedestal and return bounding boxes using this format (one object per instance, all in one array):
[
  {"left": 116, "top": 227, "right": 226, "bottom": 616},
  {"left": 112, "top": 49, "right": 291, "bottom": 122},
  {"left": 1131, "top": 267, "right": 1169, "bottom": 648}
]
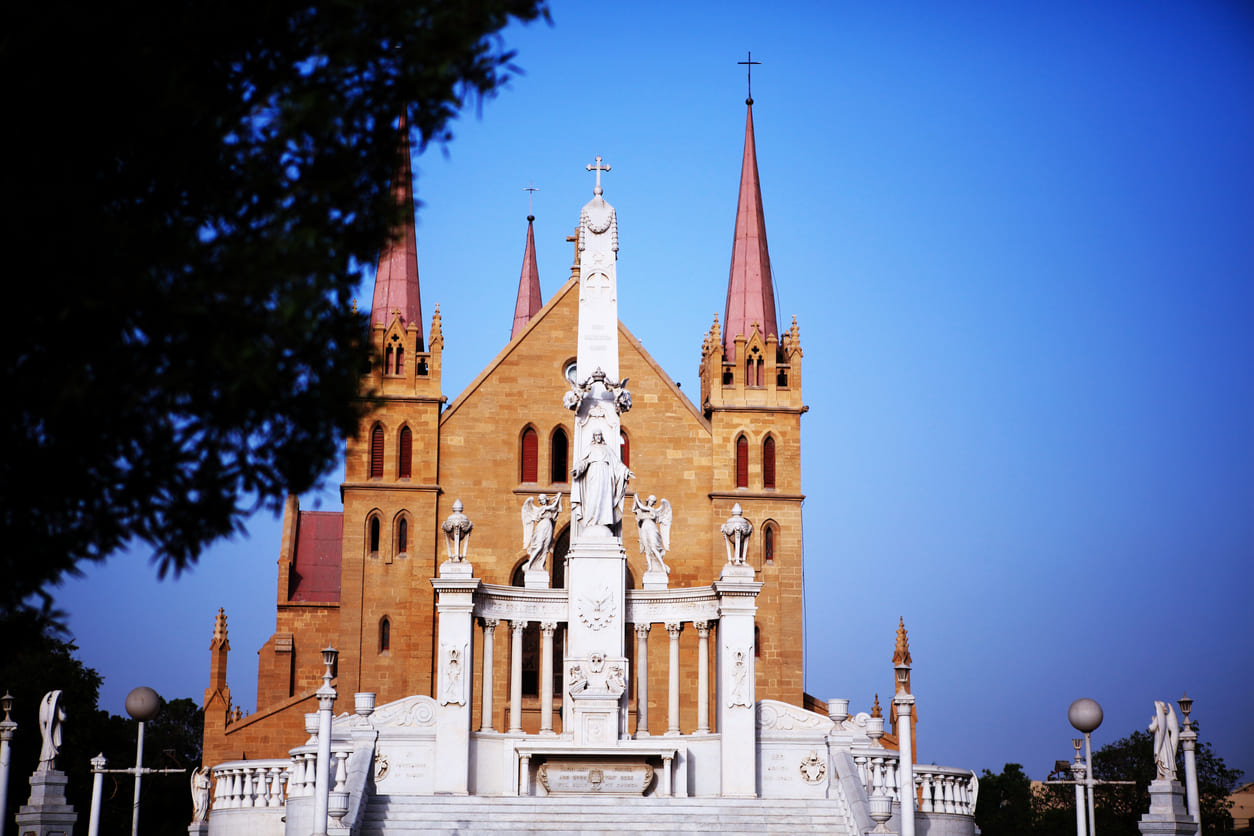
[
  {"left": 190, "top": 766, "right": 211, "bottom": 822},
  {"left": 37, "top": 690, "right": 65, "bottom": 773},
  {"left": 720, "top": 504, "right": 753, "bottom": 565},
  {"left": 1149, "top": 700, "right": 1180, "bottom": 781},
  {"left": 632, "top": 495, "right": 672, "bottom": 575},
  {"left": 521, "top": 493, "right": 562, "bottom": 571}
]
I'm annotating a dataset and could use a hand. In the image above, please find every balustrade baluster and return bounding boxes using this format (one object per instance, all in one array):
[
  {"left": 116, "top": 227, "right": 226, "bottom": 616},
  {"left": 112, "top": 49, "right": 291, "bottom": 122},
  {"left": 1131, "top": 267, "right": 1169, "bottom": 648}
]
[{"left": 920, "top": 772, "right": 934, "bottom": 812}]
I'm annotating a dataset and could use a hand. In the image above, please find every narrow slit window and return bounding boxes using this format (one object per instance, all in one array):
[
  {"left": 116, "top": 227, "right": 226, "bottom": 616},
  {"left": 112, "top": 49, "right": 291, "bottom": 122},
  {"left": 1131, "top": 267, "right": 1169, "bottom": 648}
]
[
  {"left": 550, "top": 428, "right": 569, "bottom": 483},
  {"left": 370, "top": 425, "right": 384, "bottom": 479},
  {"left": 398, "top": 426, "right": 413, "bottom": 479},
  {"left": 521, "top": 428, "right": 539, "bottom": 483},
  {"left": 735, "top": 435, "right": 749, "bottom": 488},
  {"left": 763, "top": 436, "right": 776, "bottom": 489}
]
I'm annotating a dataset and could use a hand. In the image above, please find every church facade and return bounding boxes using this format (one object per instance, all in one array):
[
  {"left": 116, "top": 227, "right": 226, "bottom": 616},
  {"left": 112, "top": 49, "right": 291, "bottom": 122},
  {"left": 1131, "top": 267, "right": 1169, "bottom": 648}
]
[{"left": 197, "top": 100, "right": 976, "bottom": 835}]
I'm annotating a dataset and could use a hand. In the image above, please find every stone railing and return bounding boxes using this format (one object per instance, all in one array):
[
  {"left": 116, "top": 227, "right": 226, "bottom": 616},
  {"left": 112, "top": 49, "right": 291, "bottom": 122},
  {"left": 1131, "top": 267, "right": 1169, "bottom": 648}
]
[
  {"left": 210, "top": 759, "right": 290, "bottom": 809},
  {"left": 852, "top": 748, "right": 901, "bottom": 803},
  {"left": 285, "top": 742, "right": 354, "bottom": 799},
  {"left": 916, "top": 765, "right": 978, "bottom": 815}
]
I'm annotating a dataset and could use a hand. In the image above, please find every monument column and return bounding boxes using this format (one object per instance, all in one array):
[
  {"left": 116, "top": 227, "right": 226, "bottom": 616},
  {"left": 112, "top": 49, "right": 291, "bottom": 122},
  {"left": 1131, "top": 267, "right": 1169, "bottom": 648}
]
[
  {"left": 714, "top": 505, "right": 762, "bottom": 798},
  {"left": 634, "top": 623, "right": 651, "bottom": 737},
  {"left": 480, "top": 619, "right": 498, "bottom": 732},
  {"left": 665, "top": 623, "right": 682, "bottom": 736},
  {"left": 695, "top": 621, "right": 712, "bottom": 734},
  {"left": 540, "top": 622, "right": 557, "bottom": 735},
  {"left": 431, "top": 501, "right": 479, "bottom": 796}
]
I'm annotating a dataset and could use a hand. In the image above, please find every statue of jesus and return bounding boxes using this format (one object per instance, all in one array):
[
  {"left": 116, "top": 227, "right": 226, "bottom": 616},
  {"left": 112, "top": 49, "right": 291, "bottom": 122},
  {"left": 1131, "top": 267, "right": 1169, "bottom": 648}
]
[{"left": 571, "top": 431, "right": 632, "bottom": 533}]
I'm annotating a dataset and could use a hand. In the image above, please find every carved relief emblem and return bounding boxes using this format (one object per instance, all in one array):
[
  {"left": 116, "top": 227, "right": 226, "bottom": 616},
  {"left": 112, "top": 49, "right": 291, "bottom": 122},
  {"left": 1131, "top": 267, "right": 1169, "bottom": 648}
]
[
  {"left": 726, "top": 645, "right": 753, "bottom": 708},
  {"left": 439, "top": 642, "right": 467, "bottom": 706},
  {"left": 800, "top": 752, "right": 827, "bottom": 784},
  {"left": 374, "top": 751, "right": 390, "bottom": 782},
  {"left": 578, "top": 586, "right": 616, "bottom": 631}
]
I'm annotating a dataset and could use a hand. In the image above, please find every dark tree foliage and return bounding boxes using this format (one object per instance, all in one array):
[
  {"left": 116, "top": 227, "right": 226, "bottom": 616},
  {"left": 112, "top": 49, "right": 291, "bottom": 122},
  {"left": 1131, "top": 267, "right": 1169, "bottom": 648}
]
[
  {"left": 974, "top": 762, "right": 1036, "bottom": 836},
  {"left": 0, "top": 0, "right": 549, "bottom": 614},
  {"left": 0, "top": 611, "right": 203, "bottom": 831}
]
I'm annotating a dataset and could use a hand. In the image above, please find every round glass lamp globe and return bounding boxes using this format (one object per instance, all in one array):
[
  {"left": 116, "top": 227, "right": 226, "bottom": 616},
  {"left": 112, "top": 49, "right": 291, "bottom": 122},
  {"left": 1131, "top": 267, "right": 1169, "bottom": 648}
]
[
  {"left": 1068, "top": 697, "right": 1103, "bottom": 733},
  {"left": 125, "top": 686, "right": 161, "bottom": 722}
]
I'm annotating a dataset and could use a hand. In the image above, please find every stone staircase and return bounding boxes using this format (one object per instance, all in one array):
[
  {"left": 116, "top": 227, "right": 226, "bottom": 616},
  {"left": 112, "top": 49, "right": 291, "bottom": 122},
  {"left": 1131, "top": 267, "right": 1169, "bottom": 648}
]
[{"left": 361, "top": 794, "right": 856, "bottom": 835}]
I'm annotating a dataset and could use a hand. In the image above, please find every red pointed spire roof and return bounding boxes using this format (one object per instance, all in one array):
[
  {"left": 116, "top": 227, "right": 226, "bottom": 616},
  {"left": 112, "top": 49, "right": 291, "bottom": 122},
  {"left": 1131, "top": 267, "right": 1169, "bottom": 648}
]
[
  {"left": 370, "top": 112, "right": 424, "bottom": 349},
  {"left": 723, "top": 99, "right": 778, "bottom": 361},
  {"left": 511, "top": 215, "right": 542, "bottom": 339}
]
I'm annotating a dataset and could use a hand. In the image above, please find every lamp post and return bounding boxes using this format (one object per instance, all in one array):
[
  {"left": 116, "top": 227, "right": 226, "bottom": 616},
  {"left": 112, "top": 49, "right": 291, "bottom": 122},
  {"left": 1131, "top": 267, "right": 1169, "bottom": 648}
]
[
  {"left": 125, "top": 686, "right": 161, "bottom": 836},
  {"left": 0, "top": 692, "right": 16, "bottom": 836},
  {"left": 1069, "top": 739, "right": 1087, "bottom": 836},
  {"left": 1069, "top": 698, "right": 1103, "bottom": 836},
  {"left": 1178, "top": 693, "right": 1200, "bottom": 836},
  {"left": 312, "top": 646, "right": 338, "bottom": 836}
]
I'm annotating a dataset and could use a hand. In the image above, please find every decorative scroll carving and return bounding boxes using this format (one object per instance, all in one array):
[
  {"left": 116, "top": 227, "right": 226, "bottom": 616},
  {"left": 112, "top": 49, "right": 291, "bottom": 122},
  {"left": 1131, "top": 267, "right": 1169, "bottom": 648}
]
[
  {"left": 368, "top": 695, "right": 437, "bottom": 729},
  {"left": 757, "top": 699, "right": 835, "bottom": 734},
  {"left": 374, "top": 751, "right": 390, "bottom": 782}
]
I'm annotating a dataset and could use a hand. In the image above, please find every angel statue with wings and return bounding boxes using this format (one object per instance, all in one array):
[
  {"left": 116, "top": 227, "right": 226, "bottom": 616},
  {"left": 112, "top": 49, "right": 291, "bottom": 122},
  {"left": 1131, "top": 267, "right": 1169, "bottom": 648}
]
[
  {"left": 633, "top": 494, "right": 672, "bottom": 575},
  {"left": 1148, "top": 700, "right": 1180, "bottom": 781},
  {"left": 521, "top": 493, "right": 562, "bottom": 571}
]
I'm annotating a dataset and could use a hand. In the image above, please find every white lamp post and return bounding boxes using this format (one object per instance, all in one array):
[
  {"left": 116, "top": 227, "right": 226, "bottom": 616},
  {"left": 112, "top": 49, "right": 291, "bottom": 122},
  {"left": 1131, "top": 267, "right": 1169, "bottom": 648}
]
[
  {"left": 312, "top": 646, "right": 338, "bottom": 836},
  {"left": 893, "top": 664, "right": 915, "bottom": 836},
  {"left": 1177, "top": 693, "right": 1200, "bottom": 836},
  {"left": 1068, "top": 697, "right": 1103, "bottom": 836},
  {"left": 124, "top": 686, "right": 161, "bottom": 836},
  {"left": 0, "top": 692, "right": 16, "bottom": 836}
]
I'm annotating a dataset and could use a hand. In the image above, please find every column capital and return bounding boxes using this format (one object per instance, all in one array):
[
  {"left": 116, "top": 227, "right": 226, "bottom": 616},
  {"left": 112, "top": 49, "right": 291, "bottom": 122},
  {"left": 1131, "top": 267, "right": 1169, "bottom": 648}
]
[
  {"left": 480, "top": 617, "right": 500, "bottom": 629},
  {"left": 540, "top": 621, "right": 558, "bottom": 635},
  {"left": 511, "top": 619, "right": 529, "bottom": 634},
  {"left": 665, "top": 622, "right": 683, "bottom": 637},
  {"left": 635, "top": 623, "right": 652, "bottom": 638},
  {"left": 694, "top": 621, "right": 711, "bottom": 636}
]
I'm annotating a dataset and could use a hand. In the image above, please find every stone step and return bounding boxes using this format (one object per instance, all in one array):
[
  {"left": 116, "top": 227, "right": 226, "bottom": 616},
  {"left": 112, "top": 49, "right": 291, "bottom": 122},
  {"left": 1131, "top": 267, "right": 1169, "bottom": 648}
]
[{"left": 361, "top": 795, "right": 853, "bottom": 835}]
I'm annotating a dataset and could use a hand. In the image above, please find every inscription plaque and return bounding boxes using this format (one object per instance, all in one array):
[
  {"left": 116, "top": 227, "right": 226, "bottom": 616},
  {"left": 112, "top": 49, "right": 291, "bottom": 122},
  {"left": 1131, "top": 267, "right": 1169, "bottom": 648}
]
[{"left": 537, "top": 760, "right": 654, "bottom": 796}]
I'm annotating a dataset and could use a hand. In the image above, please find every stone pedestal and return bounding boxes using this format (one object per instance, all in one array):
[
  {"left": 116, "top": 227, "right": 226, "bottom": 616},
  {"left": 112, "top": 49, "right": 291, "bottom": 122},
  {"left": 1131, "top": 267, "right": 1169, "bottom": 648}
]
[
  {"left": 641, "top": 569, "right": 669, "bottom": 590},
  {"left": 1138, "top": 779, "right": 1198, "bottom": 835},
  {"left": 431, "top": 560, "right": 480, "bottom": 796},
  {"left": 714, "top": 566, "right": 762, "bottom": 798},
  {"left": 15, "top": 769, "right": 78, "bottom": 836},
  {"left": 188, "top": 822, "right": 210, "bottom": 835},
  {"left": 523, "top": 569, "right": 550, "bottom": 589}
]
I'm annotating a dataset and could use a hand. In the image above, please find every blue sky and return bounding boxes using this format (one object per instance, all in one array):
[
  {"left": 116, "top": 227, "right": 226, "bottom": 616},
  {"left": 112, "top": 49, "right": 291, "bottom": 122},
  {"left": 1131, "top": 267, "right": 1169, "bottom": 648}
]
[{"left": 54, "top": 0, "right": 1252, "bottom": 781}]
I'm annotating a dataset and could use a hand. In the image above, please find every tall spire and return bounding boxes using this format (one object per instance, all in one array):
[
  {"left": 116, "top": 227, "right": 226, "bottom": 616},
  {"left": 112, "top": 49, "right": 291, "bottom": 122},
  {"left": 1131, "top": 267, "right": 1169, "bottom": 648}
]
[
  {"left": 511, "top": 213, "right": 542, "bottom": 339},
  {"left": 723, "top": 98, "right": 778, "bottom": 361},
  {"left": 370, "top": 112, "right": 425, "bottom": 349}
]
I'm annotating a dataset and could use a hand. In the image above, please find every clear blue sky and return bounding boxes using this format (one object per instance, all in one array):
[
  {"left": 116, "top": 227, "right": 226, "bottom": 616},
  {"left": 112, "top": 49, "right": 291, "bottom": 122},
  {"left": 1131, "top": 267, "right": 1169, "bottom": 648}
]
[{"left": 54, "top": 0, "right": 1253, "bottom": 781}]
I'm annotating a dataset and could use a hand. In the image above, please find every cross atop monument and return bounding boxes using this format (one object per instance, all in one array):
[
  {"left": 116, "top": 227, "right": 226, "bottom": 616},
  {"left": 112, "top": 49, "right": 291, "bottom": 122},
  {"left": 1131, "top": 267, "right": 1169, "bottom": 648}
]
[
  {"left": 738, "top": 51, "right": 761, "bottom": 104},
  {"left": 586, "top": 155, "right": 611, "bottom": 196},
  {"left": 523, "top": 181, "right": 539, "bottom": 217}
]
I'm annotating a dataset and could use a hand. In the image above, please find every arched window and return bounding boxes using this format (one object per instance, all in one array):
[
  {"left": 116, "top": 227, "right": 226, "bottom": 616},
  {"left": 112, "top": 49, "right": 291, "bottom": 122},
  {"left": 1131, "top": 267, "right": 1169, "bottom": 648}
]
[
  {"left": 384, "top": 344, "right": 394, "bottom": 374},
  {"left": 394, "top": 345, "right": 404, "bottom": 375},
  {"left": 398, "top": 426, "right": 413, "bottom": 479},
  {"left": 520, "top": 427, "right": 538, "bottom": 483},
  {"left": 764, "top": 524, "right": 775, "bottom": 563},
  {"left": 754, "top": 624, "right": 761, "bottom": 658},
  {"left": 550, "top": 428, "right": 569, "bottom": 484},
  {"left": 763, "top": 436, "right": 776, "bottom": 489},
  {"left": 620, "top": 431, "right": 630, "bottom": 468},
  {"left": 379, "top": 617, "right": 391, "bottom": 653},
  {"left": 746, "top": 347, "right": 763, "bottom": 387},
  {"left": 397, "top": 518, "right": 408, "bottom": 555},
  {"left": 369, "top": 516, "right": 381, "bottom": 557},
  {"left": 369, "top": 424, "right": 384, "bottom": 479},
  {"left": 735, "top": 435, "right": 749, "bottom": 488}
]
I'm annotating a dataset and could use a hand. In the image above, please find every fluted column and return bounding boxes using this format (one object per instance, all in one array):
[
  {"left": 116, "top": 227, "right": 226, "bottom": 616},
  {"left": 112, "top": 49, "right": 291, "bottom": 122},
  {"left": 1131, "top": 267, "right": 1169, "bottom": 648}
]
[
  {"left": 480, "top": 619, "right": 498, "bottom": 732},
  {"left": 635, "top": 623, "right": 651, "bottom": 737},
  {"left": 666, "top": 622, "right": 682, "bottom": 736},
  {"left": 509, "top": 620, "right": 526, "bottom": 733},
  {"left": 539, "top": 622, "right": 557, "bottom": 735},
  {"left": 694, "top": 621, "right": 711, "bottom": 733}
]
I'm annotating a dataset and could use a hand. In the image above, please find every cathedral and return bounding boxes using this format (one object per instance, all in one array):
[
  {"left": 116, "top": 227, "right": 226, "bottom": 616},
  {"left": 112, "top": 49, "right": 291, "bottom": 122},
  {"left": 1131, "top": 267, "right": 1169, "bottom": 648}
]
[{"left": 197, "top": 97, "right": 977, "bottom": 835}]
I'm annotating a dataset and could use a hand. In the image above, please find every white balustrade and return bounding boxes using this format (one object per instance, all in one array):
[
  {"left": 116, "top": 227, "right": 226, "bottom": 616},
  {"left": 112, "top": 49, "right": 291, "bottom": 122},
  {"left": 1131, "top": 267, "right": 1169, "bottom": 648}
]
[
  {"left": 210, "top": 759, "right": 291, "bottom": 809},
  {"left": 914, "top": 765, "right": 978, "bottom": 815},
  {"left": 854, "top": 750, "right": 902, "bottom": 804}
]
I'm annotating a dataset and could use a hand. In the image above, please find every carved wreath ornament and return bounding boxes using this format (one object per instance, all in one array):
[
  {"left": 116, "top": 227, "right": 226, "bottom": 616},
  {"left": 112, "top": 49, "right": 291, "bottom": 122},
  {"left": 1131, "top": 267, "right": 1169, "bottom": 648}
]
[
  {"left": 578, "top": 586, "right": 615, "bottom": 631},
  {"left": 800, "top": 752, "right": 827, "bottom": 784}
]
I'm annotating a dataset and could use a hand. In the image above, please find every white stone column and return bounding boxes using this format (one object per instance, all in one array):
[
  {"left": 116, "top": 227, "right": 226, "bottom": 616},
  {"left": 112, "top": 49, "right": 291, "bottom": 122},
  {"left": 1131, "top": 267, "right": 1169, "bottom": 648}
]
[
  {"left": 713, "top": 567, "right": 761, "bottom": 798},
  {"left": 540, "top": 622, "right": 557, "bottom": 735},
  {"left": 432, "top": 558, "right": 479, "bottom": 796},
  {"left": 0, "top": 700, "right": 16, "bottom": 836},
  {"left": 1070, "top": 760, "right": 1087, "bottom": 836},
  {"left": 312, "top": 649, "right": 338, "bottom": 836},
  {"left": 509, "top": 620, "right": 526, "bottom": 734},
  {"left": 480, "top": 619, "right": 498, "bottom": 732},
  {"left": 894, "top": 693, "right": 916, "bottom": 836},
  {"left": 635, "top": 623, "right": 650, "bottom": 737},
  {"left": 666, "top": 622, "right": 682, "bottom": 736},
  {"left": 694, "top": 621, "right": 711, "bottom": 734},
  {"left": 1181, "top": 724, "right": 1200, "bottom": 835}
]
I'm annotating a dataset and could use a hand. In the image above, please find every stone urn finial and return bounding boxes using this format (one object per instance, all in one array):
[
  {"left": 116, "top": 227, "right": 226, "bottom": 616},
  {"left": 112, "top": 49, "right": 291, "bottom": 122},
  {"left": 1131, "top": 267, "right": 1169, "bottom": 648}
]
[{"left": 442, "top": 500, "right": 473, "bottom": 562}]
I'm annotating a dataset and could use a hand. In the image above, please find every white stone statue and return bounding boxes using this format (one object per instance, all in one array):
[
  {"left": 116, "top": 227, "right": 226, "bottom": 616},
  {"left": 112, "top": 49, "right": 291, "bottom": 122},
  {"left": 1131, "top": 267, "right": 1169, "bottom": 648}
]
[
  {"left": 632, "top": 495, "right": 672, "bottom": 575},
  {"left": 1149, "top": 700, "right": 1180, "bottom": 780},
  {"left": 37, "top": 690, "right": 66, "bottom": 773},
  {"left": 441, "top": 499, "right": 473, "bottom": 561},
  {"left": 521, "top": 493, "right": 562, "bottom": 571},
  {"left": 720, "top": 503, "right": 753, "bottom": 565},
  {"left": 190, "top": 765, "right": 211, "bottom": 822},
  {"left": 570, "top": 431, "right": 632, "bottom": 531}
]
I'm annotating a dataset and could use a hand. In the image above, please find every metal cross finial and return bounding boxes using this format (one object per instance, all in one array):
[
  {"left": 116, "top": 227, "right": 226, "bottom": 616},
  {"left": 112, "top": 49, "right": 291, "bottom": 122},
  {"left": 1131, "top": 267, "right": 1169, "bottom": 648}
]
[
  {"left": 738, "top": 51, "right": 761, "bottom": 104},
  {"left": 586, "top": 155, "right": 611, "bottom": 196},
  {"left": 523, "top": 182, "right": 539, "bottom": 218}
]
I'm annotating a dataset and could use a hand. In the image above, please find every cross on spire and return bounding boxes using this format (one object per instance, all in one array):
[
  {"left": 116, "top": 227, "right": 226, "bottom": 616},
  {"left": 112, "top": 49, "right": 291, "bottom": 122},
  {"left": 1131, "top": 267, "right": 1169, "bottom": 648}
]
[
  {"left": 523, "top": 181, "right": 539, "bottom": 219},
  {"left": 586, "top": 155, "right": 611, "bottom": 196},
  {"left": 738, "top": 51, "right": 761, "bottom": 104}
]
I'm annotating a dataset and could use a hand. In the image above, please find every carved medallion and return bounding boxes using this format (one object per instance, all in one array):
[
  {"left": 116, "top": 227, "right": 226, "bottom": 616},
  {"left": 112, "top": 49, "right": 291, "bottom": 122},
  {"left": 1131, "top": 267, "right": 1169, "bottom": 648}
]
[
  {"left": 800, "top": 752, "right": 827, "bottom": 784},
  {"left": 578, "top": 586, "right": 616, "bottom": 631}
]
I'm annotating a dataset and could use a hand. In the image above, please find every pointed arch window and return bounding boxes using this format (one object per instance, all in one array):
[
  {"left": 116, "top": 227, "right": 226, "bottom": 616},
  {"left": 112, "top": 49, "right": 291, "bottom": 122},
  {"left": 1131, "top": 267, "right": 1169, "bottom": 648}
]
[
  {"left": 746, "top": 348, "right": 763, "bottom": 387},
  {"left": 368, "top": 516, "right": 381, "bottom": 557},
  {"left": 735, "top": 435, "right": 749, "bottom": 488},
  {"left": 763, "top": 436, "right": 776, "bottom": 489},
  {"left": 379, "top": 617, "right": 391, "bottom": 653},
  {"left": 398, "top": 426, "right": 413, "bottom": 479},
  {"left": 397, "top": 518, "right": 408, "bottom": 555},
  {"left": 764, "top": 523, "right": 775, "bottom": 563},
  {"left": 620, "top": 431, "right": 630, "bottom": 468},
  {"left": 550, "top": 428, "right": 569, "bottom": 484},
  {"left": 520, "top": 428, "right": 539, "bottom": 483},
  {"left": 369, "top": 424, "right": 384, "bottom": 479}
]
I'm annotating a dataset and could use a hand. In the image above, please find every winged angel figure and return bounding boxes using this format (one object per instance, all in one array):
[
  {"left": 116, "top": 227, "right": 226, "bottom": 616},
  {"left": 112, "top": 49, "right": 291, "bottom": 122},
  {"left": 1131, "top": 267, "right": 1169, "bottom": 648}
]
[
  {"left": 633, "top": 495, "right": 672, "bottom": 575},
  {"left": 521, "top": 493, "right": 562, "bottom": 571}
]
